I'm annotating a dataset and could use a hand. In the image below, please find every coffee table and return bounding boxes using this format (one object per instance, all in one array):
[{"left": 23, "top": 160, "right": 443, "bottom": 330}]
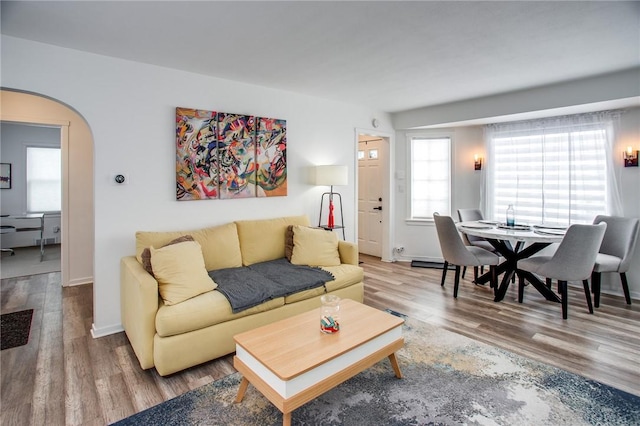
[{"left": 233, "top": 299, "right": 404, "bottom": 426}]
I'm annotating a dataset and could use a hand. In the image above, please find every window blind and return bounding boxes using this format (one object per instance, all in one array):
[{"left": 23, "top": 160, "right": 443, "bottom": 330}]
[
  {"left": 487, "top": 117, "right": 615, "bottom": 226},
  {"left": 410, "top": 136, "right": 451, "bottom": 219},
  {"left": 27, "top": 146, "right": 61, "bottom": 213}
]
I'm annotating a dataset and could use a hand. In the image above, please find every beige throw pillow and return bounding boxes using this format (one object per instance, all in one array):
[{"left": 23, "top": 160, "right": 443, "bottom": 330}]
[
  {"left": 290, "top": 225, "right": 341, "bottom": 267},
  {"left": 284, "top": 225, "right": 295, "bottom": 261},
  {"left": 150, "top": 241, "right": 217, "bottom": 305},
  {"left": 141, "top": 234, "right": 195, "bottom": 277}
]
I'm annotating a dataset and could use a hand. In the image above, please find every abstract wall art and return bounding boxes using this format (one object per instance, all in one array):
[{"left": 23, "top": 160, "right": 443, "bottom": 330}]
[
  {"left": 176, "top": 107, "right": 287, "bottom": 201},
  {"left": 256, "top": 117, "right": 287, "bottom": 197}
]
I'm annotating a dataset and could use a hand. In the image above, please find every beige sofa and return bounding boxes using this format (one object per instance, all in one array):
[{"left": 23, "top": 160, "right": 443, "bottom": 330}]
[{"left": 120, "top": 215, "right": 364, "bottom": 376}]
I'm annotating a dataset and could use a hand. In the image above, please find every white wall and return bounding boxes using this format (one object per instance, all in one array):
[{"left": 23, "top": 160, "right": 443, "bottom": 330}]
[
  {"left": 392, "top": 108, "right": 640, "bottom": 300},
  {"left": 0, "top": 123, "right": 62, "bottom": 247},
  {"left": 392, "top": 126, "right": 484, "bottom": 261},
  {"left": 1, "top": 36, "right": 393, "bottom": 336}
]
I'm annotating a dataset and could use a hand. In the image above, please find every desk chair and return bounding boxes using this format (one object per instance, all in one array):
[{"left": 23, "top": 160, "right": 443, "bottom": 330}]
[
  {"left": 433, "top": 213, "right": 500, "bottom": 298},
  {"left": 591, "top": 215, "right": 639, "bottom": 306},
  {"left": 517, "top": 223, "right": 606, "bottom": 319}
]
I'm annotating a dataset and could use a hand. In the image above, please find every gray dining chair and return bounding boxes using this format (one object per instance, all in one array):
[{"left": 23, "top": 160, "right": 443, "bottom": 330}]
[
  {"left": 457, "top": 208, "right": 497, "bottom": 281},
  {"left": 433, "top": 213, "right": 500, "bottom": 298},
  {"left": 591, "top": 215, "right": 639, "bottom": 307},
  {"left": 517, "top": 223, "right": 606, "bottom": 319}
]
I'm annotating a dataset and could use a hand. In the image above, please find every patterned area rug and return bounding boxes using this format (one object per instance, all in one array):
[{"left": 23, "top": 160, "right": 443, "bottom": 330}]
[
  {"left": 0, "top": 309, "right": 34, "bottom": 350},
  {"left": 113, "top": 317, "right": 640, "bottom": 425}
]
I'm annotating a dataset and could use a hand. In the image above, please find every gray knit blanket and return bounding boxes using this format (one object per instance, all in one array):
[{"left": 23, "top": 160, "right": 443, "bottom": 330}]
[{"left": 208, "top": 258, "right": 335, "bottom": 313}]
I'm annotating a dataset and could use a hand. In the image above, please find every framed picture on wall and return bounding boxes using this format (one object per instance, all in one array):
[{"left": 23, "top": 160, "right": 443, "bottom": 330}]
[{"left": 0, "top": 163, "right": 11, "bottom": 189}]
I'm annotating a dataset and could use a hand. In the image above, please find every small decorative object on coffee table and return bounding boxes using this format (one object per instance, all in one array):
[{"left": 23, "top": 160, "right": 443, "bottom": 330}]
[
  {"left": 233, "top": 299, "right": 404, "bottom": 426},
  {"left": 320, "top": 295, "right": 340, "bottom": 333}
]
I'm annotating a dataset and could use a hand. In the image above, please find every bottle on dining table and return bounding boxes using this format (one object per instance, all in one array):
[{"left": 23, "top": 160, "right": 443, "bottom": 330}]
[{"left": 506, "top": 204, "right": 515, "bottom": 226}]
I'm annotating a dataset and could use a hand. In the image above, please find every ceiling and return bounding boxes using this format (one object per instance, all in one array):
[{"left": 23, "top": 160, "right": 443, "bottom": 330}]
[{"left": 1, "top": 1, "right": 639, "bottom": 113}]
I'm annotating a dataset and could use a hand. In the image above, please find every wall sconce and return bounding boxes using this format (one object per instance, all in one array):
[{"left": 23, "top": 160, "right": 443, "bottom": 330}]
[
  {"left": 474, "top": 154, "right": 483, "bottom": 171},
  {"left": 624, "top": 146, "right": 638, "bottom": 167}
]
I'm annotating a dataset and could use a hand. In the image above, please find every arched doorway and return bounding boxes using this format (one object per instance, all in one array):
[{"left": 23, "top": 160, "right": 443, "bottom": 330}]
[{"left": 1, "top": 89, "right": 94, "bottom": 288}]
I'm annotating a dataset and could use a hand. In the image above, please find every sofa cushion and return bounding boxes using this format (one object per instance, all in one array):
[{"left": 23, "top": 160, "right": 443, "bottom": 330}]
[
  {"left": 236, "top": 215, "right": 310, "bottom": 266},
  {"left": 283, "top": 264, "right": 364, "bottom": 303},
  {"left": 136, "top": 222, "right": 242, "bottom": 271},
  {"left": 156, "top": 290, "right": 285, "bottom": 337},
  {"left": 151, "top": 241, "right": 217, "bottom": 306},
  {"left": 141, "top": 235, "right": 194, "bottom": 277},
  {"left": 321, "top": 264, "right": 365, "bottom": 292},
  {"left": 290, "top": 225, "right": 341, "bottom": 267}
]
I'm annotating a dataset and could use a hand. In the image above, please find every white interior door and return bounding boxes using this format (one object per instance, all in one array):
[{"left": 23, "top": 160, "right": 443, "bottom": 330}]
[{"left": 358, "top": 139, "right": 383, "bottom": 257}]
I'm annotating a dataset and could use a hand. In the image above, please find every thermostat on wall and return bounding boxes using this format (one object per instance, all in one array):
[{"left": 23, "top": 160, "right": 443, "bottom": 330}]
[{"left": 113, "top": 173, "right": 129, "bottom": 185}]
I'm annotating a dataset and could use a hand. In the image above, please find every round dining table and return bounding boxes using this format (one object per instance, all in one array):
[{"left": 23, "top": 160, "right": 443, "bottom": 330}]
[{"left": 456, "top": 221, "right": 566, "bottom": 303}]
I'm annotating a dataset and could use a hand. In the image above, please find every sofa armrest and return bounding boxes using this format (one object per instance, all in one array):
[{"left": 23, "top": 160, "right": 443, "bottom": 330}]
[
  {"left": 120, "top": 256, "right": 160, "bottom": 370},
  {"left": 338, "top": 241, "right": 359, "bottom": 265}
]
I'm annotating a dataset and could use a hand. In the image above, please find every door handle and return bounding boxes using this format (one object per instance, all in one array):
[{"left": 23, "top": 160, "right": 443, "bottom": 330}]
[{"left": 373, "top": 206, "right": 382, "bottom": 211}]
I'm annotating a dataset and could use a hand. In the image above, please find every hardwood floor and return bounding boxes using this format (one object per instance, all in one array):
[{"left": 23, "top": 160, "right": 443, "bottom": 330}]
[{"left": 1, "top": 256, "right": 639, "bottom": 425}]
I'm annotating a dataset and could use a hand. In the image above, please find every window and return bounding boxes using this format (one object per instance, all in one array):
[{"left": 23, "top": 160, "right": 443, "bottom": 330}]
[
  {"left": 27, "top": 146, "right": 61, "bottom": 212},
  {"left": 409, "top": 136, "right": 451, "bottom": 219},
  {"left": 485, "top": 112, "right": 621, "bottom": 226}
]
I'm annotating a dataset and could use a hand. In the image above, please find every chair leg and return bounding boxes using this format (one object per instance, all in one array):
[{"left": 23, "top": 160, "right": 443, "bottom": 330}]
[
  {"left": 559, "top": 280, "right": 568, "bottom": 319},
  {"left": 546, "top": 278, "right": 552, "bottom": 289},
  {"left": 462, "top": 266, "right": 466, "bottom": 279},
  {"left": 592, "top": 271, "right": 601, "bottom": 308},
  {"left": 518, "top": 274, "right": 525, "bottom": 303},
  {"left": 621, "top": 273, "right": 632, "bottom": 305},
  {"left": 583, "top": 280, "right": 594, "bottom": 314},
  {"left": 441, "top": 261, "right": 448, "bottom": 287},
  {"left": 473, "top": 266, "right": 479, "bottom": 282},
  {"left": 453, "top": 266, "right": 461, "bottom": 298}
]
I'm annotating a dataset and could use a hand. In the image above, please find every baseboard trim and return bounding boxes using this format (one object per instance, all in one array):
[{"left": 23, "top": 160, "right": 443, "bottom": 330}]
[
  {"left": 65, "top": 276, "right": 93, "bottom": 287},
  {"left": 91, "top": 322, "right": 124, "bottom": 338}
]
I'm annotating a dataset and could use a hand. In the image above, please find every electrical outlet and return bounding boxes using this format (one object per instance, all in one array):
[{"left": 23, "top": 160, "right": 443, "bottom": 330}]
[{"left": 53, "top": 225, "right": 60, "bottom": 233}]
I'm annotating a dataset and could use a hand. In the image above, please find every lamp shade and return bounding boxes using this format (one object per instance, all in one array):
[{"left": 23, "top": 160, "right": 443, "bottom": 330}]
[{"left": 314, "top": 165, "right": 348, "bottom": 186}]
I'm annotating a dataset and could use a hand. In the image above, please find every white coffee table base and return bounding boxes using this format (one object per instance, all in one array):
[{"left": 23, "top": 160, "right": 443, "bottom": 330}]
[{"left": 234, "top": 326, "right": 403, "bottom": 426}]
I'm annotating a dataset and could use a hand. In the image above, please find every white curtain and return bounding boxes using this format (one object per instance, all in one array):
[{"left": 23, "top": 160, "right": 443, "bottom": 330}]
[{"left": 481, "top": 111, "right": 623, "bottom": 225}]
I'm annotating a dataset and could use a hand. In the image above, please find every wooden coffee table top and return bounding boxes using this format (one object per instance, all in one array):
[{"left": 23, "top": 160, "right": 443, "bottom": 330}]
[{"left": 233, "top": 299, "right": 404, "bottom": 381}]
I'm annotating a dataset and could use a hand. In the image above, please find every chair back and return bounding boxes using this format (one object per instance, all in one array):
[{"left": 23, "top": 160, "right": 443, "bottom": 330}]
[
  {"left": 542, "top": 223, "right": 607, "bottom": 281},
  {"left": 433, "top": 213, "right": 477, "bottom": 266},
  {"left": 457, "top": 209, "right": 484, "bottom": 245},
  {"left": 457, "top": 209, "right": 483, "bottom": 222},
  {"left": 593, "top": 215, "right": 640, "bottom": 273}
]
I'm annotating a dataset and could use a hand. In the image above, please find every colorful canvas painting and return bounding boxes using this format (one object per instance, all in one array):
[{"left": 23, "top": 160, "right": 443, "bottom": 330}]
[
  {"left": 176, "top": 107, "right": 287, "bottom": 201},
  {"left": 256, "top": 118, "right": 287, "bottom": 197},
  {"left": 176, "top": 108, "right": 218, "bottom": 200},
  {"left": 217, "top": 113, "right": 256, "bottom": 199}
]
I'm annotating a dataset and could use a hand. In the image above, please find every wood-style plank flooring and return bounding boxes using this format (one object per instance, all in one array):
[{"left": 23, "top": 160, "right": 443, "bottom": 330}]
[{"left": 1, "top": 255, "right": 639, "bottom": 425}]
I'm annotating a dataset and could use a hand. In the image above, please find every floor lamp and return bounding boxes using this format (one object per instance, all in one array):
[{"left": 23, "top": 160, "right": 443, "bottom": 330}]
[{"left": 314, "top": 165, "right": 348, "bottom": 239}]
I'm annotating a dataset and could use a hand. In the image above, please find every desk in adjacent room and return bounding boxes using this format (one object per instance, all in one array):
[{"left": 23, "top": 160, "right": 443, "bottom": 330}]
[{"left": 0, "top": 213, "right": 46, "bottom": 261}]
